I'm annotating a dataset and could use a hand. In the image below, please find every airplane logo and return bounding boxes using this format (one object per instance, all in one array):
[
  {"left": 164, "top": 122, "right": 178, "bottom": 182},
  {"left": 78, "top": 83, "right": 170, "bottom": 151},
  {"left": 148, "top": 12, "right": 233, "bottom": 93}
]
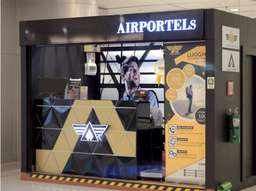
[{"left": 72, "top": 121, "right": 108, "bottom": 142}]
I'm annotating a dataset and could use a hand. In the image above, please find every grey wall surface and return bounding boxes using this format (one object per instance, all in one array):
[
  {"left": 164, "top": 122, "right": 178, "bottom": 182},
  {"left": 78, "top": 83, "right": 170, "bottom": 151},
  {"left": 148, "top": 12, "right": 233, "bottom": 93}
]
[
  {"left": 1, "top": 0, "right": 20, "bottom": 163},
  {"left": 206, "top": 10, "right": 256, "bottom": 190},
  {"left": 1, "top": 0, "right": 99, "bottom": 164}
]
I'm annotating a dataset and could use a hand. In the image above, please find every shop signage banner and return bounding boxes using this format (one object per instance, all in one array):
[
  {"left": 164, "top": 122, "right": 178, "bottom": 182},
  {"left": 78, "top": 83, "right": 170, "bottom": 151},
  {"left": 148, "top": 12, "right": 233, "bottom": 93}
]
[
  {"left": 164, "top": 43, "right": 206, "bottom": 185},
  {"left": 117, "top": 19, "right": 197, "bottom": 34},
  {"left": 20, "top": 10, "right": 204, "bottom": 45}
]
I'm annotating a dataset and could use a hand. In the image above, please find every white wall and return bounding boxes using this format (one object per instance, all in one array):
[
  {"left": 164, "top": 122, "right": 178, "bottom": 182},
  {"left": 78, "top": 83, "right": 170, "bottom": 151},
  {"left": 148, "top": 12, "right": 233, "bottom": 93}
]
[{"left": 1, "top": 0, "right": 99, "bottom": 164}]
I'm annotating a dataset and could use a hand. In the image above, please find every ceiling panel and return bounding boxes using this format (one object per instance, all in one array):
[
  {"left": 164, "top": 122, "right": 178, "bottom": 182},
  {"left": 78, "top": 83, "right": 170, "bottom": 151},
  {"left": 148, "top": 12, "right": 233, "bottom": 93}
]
[
  {"left": 17, "top": 0, "right": 256, "bottom": 18},
  {"left": 100, "top": 4, "right": 184, "bottom": 15},
  {"left": 96, "top": 0, "right": 256, "bottom": 18}
]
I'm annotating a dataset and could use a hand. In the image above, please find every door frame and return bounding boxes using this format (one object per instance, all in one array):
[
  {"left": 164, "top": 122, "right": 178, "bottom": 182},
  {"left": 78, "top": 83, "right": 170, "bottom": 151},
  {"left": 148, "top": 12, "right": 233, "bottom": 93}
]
[{"left": 241, "top": 46, "right": 256, "bottom": 183}]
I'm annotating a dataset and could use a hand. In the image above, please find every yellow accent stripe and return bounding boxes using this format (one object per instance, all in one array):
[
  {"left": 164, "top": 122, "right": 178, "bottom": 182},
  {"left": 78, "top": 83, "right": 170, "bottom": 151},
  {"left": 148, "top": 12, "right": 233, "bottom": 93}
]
[
  {"left": 51, "top": 176, "right": 57, "bottom": 180},
  {"left": 30, "top": 174, "right": 205, "bottom": 191},
  {"left": 124, "top": 183, "right": 132, "bottom": 188},
  {"left": 109, "top": 182, "right": 116, "bottom": 186},
  {"left": 94, "top": 180, "right": 101, "bottom": 184},
  {"left": 44, "top": 175, "right": 51, "bottom": 179},
  {"left": 157, "top": 186, "right": 165, "bottom": 190},
  {"left": 132, "top": 183, "right": 140, "bottom": 188},
  {"left": 87, "top": 179, "right": 93, "bottom": 184},
  {"left": 80, "top": 179, "right": 86, "bottom": 183},
  {"left": 141, "top": 184, "right": 149, "bottom": 189},
  {"left": 58, "top": 177, "right": 64, "bottom": 181},
  {"left": 149, "top": 185, "right": 157, "bottom": 189},
  {"left": 117, "top": 182, "right": 124, "bottom": 187},
  {"left": 102, "top": 181, "right": 108, "bottom": 185}
]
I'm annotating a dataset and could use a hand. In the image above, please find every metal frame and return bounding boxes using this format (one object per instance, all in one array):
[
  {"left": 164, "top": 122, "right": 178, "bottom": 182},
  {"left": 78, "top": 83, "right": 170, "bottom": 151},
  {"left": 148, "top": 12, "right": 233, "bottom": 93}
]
[{"left": 241, "top": 46, "right": 256, "bottom": 184}]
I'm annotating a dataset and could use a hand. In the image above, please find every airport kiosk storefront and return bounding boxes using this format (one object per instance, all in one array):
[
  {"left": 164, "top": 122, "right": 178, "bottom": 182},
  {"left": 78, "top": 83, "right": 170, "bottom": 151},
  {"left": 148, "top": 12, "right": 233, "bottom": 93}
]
[{"left": 20, "top": 9, "right": 256, "bottom": 191}]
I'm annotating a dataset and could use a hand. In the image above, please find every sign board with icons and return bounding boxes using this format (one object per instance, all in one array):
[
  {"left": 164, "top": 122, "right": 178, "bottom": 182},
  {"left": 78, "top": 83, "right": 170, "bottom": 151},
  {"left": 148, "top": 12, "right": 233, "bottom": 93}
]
[
  {"left": 222, "top": 49, "right": 240, "bottom": 72},
  {"left": 222, "top": 26, "right": 240, "bottom": 50}
]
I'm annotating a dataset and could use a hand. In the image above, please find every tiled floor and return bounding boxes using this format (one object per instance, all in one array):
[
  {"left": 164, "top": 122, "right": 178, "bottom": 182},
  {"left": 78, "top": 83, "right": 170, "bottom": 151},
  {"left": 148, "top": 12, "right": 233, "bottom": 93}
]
[{"left": 1, "top": 163, "right": 256, "bottom": 191}]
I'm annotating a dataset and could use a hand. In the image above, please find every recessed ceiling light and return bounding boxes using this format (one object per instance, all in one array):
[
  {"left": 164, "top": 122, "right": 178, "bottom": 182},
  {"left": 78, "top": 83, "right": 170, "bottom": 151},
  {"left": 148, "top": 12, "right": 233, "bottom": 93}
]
[{"left": 230, "top": 8, "right": 239, "bottom": 12}]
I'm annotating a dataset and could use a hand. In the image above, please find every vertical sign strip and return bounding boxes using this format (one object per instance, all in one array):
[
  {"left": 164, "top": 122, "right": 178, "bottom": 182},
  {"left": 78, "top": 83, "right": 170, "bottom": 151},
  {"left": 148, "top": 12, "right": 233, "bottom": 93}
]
[{"left": 164, "top": 43, "right": 206, "bottom": 185}]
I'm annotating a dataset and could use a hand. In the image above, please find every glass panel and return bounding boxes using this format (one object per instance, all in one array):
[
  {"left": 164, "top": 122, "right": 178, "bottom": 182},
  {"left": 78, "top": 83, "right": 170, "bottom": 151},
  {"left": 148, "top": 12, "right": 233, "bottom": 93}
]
[
  {"left": 100, "top": 62, "right": 120, "bottom": 73},
  {"left": 101, "top": 88, "right": 119, "bottom": 100},
  {"left": 144, "top": 88, "right": 164, "bottom": 102},
  {"left": 146, "top": 49, "right": 164, "bottom": 60},
  {"left": 100, "top": 75, "right": 120, "bottom": 84},
  {"left": 159, "top": 103, "right": 164, "bottom": 115},
  {"left": 140, "top": 62, "right": 155, "bottom": 72},
  {"left": 140, "top": 74, "right": 157, "bottom": 84}
]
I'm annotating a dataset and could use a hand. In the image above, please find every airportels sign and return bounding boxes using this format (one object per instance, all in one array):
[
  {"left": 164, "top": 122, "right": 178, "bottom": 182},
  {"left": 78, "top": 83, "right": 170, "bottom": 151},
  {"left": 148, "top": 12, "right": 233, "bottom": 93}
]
[{"left": 117, "top": 19, "right": 197, "bottom": 34}]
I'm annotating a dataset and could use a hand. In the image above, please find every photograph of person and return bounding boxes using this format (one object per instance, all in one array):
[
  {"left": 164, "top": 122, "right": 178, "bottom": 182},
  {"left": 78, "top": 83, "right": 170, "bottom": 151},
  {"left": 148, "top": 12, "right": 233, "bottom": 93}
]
[
  {"left": 120, "top": 56, "right": 163, "bottom": 126},
  {"left": 64, "top": 79, "right": 81, "bottom": 100},
  {"left": 185, "top": 84, "right": 193, "bottom": 115},
  {"left": 170, "top": 76, "right": 205, "bottom": 120}
]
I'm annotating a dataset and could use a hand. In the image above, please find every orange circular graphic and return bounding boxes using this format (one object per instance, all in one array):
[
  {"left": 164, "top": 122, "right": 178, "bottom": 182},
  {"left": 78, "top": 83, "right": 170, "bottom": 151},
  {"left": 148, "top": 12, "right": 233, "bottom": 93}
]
[
  {"left": 183, "top": 64, "right": 195, "bottom": 78},
  {"left": 165, "top": 88, "right": 177, "bottom": 101},
  {"left": 166, "top": 68, "right": 186, "bottom": 89}
]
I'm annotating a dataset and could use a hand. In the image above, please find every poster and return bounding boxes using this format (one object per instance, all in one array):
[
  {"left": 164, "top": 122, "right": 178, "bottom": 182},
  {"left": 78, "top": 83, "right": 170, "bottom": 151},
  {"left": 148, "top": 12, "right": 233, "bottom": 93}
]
[{"left": 164, "top": 43, "right": 206, "bottom": 185}]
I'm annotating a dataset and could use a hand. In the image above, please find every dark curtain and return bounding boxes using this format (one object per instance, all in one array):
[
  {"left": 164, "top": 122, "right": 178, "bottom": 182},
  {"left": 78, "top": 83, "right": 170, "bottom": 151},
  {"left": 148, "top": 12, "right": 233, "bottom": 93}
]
[{"left": 31, "top": 45, "right": 84, "bottom": 99}]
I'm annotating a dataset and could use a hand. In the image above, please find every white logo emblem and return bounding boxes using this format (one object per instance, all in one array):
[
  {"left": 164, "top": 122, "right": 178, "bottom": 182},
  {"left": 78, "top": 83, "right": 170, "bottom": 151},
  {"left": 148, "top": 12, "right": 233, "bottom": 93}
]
[{"left": 72, "top": 121, "right": 108, "bottom": 142}]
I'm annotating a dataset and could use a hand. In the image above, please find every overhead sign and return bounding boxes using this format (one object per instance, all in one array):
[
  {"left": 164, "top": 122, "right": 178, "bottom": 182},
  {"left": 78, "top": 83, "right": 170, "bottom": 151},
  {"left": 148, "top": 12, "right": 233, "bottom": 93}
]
[
  {"left": 222, "top": 26, "right": 240, "bottom": 50},
  {"left": 117, "top": 19, "right": 197, "bottom": 34},
  {"left": 20, "top": 10, "right": 204, "bottom": 45},
  {"left": 73, "top": 121, "right": 108, "bottom": 142},
  {"left": 222, "top": 49, "right": 240, "bottom": 72}
]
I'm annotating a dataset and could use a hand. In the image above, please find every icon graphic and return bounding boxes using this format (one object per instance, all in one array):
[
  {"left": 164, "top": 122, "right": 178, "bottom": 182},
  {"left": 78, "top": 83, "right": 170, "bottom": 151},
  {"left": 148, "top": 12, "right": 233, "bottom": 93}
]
[
  {"left": 73, "top": 121, "right": 108, "bottom": 142},
  {"left": 169, "top": 125, "right": 177, "bottom": 134},
  {"left": 169, "top": 137, "right": 177, "bottom": 147},
  {"left": 169, "top": 149, "right": 178, "bottom": 159},
  {"left": 228, "top": 54, "right": 235, "bottom": 68},
  {"left": 226, "top": 32, "right": 238, "bottom": 43}
]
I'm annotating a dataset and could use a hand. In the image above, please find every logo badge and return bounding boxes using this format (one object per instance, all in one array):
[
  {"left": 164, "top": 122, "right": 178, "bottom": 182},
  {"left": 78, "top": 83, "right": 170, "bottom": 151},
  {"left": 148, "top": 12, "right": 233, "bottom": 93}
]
[
  {"left": 73, "top": 121, "right": 108, "bottom": 142},
  {"left": 226, "top": 32, "right": 238, "bottom": 43},
  {"left": 167, "top": 45, "right": 183, "bottom": 55}
]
